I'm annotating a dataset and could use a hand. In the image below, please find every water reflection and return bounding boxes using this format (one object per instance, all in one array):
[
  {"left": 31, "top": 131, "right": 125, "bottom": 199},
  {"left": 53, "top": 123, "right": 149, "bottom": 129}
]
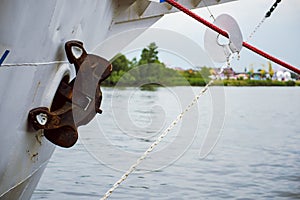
[{"left": 33, "top": 87, "right": 300, "bottom": 200}]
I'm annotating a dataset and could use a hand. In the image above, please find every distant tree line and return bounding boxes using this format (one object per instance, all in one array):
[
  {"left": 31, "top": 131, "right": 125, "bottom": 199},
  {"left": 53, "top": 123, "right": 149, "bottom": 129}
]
[
  {"left": 103, "top": 42, "right": 211, "bottom": 87},
  {"left": 103, "top": 42, "right": 299, "bottom": 87}
]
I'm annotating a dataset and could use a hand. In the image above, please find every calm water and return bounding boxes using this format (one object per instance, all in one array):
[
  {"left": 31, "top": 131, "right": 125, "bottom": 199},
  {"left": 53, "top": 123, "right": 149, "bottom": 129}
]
[{"left": 32, "top": 87, "right": 300, "bottom": 200}]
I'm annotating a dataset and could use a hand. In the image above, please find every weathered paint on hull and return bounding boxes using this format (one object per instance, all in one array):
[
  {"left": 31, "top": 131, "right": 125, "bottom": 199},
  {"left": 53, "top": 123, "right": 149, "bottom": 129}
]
[{"left": 0, "top": 1, "right": 114, "bottom": 199}]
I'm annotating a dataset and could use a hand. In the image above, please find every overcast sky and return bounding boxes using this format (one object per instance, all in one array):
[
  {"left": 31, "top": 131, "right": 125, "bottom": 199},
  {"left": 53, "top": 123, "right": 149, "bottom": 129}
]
[{"left": 127, "top": 0, "right": 300, "bottom": 72}]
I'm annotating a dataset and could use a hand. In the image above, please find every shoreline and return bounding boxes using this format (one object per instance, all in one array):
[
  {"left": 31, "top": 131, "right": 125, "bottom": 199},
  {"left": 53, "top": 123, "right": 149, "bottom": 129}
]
[
  {"left": 211, "top": 79, "right": 300, "bottom": 87},
  {"left": 103, "top": 79, "right": 300, "bottom": 87}
]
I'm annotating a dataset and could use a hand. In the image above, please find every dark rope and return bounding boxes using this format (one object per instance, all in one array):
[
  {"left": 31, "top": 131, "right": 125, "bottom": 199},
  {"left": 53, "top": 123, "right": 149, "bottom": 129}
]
[{"left": 265, "top": 0, "right": 281, "bottom": 18}]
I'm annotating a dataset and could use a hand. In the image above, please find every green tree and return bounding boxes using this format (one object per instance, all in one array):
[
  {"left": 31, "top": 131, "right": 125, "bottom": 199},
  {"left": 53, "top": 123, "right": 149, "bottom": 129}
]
[
  {"left": 129, "top": 57, "right": 137, "bottom": 68},
  {"left": 104, "top": 54, "right": 131, "bottom": 86},
  {"left": 105, "top": 42, "right": 212, "bottom": 87},
  {"left": 199, "top": 66, "right": 211, "bottom": 80},
  {"left": 138, "top": 42, "right": 161, "bottom": 65},
  {"left": 111, "top": 53, "right": 130, "bottom": 72}
]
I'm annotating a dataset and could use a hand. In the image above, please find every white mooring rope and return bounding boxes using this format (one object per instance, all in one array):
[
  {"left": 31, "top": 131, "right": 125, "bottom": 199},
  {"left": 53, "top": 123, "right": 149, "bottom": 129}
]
[
  {"left": 1, "top": 60, "right": 68, "bottom": 67},
  {"left": 100, "top": 80, "right": 214, "bottom": 200}
]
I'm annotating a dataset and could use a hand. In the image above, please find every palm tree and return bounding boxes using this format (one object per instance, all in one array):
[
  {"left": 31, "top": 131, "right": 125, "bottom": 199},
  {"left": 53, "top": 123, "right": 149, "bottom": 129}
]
[{"left": 268, "top": 61, "right": 274, "bottom": 79}]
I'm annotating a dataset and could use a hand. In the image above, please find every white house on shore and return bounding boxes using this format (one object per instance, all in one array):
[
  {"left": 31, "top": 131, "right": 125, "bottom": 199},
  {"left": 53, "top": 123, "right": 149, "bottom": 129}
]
[
  {"left": 276, "top": 71, "right": 292, "bottom": 81},
  {"left": 209, "top": 67, "right": 295, "bottom": 81}
]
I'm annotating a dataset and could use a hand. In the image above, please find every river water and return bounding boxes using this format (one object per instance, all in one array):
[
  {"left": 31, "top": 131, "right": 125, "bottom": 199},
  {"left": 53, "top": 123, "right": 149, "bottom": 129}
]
[{"left": 32, "top": 87, "right": 300, "bottom": 199}]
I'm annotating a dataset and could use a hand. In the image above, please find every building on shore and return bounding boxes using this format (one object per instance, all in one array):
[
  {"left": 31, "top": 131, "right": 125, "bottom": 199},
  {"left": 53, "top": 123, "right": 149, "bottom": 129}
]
[{"left": 209, "top": 67, "right": 297, "bottom": 81}]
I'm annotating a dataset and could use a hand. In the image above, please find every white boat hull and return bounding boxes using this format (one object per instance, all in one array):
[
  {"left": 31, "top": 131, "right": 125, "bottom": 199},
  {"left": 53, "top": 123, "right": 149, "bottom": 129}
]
[{"left": 0, "top": 1, "right": 114, "bottom": 198}]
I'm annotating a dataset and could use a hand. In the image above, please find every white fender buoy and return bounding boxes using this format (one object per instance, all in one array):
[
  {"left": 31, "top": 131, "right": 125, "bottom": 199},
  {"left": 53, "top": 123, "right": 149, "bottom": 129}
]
[{"left": 204, "top": 14, "right": 243, "bottom": 63}]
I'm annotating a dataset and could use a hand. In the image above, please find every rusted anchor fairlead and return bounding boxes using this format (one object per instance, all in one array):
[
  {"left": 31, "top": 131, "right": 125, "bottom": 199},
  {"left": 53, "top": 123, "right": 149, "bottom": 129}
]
[{"left": 28, "top": 41, "right": 112, "bottom": 148}]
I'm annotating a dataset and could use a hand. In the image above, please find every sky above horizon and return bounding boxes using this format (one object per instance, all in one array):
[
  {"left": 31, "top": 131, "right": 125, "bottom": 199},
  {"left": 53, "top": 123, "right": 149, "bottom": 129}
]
[{"left": 126, "top": 0, "right": 300, "bottom": 72}]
